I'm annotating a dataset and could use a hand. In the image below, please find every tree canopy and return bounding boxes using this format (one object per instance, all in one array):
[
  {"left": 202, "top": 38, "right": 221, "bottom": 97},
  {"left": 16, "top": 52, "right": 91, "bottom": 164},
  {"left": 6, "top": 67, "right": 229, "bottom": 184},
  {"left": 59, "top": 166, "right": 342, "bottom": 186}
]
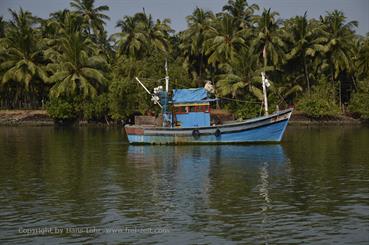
[{"left": 0, "top": 0, "right": 368, "bottom": 121}]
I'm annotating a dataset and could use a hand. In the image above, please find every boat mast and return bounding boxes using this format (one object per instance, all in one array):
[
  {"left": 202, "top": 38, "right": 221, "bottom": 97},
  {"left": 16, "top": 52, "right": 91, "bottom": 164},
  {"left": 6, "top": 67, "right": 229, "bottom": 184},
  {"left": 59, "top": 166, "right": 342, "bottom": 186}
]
[
  {"left": 261, "top": 72, "right": 269, "bottom": 116},
  {"left": 165, "top": 59, "right": 169, "bottom": 92},
  {"left": 262, "top": 45, "right": 269, "bottom": 116},
  {"left": 162, "top": 59, "right": 171, "bottom": 127}
]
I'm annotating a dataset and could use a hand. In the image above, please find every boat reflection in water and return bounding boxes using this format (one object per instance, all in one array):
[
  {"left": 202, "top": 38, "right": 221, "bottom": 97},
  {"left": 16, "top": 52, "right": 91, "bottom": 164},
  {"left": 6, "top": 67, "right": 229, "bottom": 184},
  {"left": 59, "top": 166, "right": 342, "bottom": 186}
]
[
  {"left": 126, "top": 144, "right": 289, "bottom": 243},
  {"left": 127, "top": 144, "right": 287, "bottom": 165}
]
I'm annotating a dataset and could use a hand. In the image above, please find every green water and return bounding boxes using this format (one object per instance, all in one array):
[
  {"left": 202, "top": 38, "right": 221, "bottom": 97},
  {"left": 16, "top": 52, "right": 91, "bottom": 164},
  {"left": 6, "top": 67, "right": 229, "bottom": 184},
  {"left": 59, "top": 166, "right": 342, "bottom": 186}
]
[{"left": 0, "top": 126, "right": 369, "bottom": 244}]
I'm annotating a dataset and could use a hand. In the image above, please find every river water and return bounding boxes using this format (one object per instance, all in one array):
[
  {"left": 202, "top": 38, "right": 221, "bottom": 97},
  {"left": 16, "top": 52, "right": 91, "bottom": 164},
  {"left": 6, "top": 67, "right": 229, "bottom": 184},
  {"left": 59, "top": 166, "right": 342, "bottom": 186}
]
[{"left": 0, "top": 126, "right": 368, "bottom": 244}]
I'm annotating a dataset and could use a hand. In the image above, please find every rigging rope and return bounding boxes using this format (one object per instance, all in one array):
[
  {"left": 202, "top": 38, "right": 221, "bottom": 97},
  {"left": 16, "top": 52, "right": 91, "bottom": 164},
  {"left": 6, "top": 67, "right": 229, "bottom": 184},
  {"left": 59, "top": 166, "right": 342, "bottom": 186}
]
[{"left": 169, "top": 82, "right": 263, "bottom": 104}]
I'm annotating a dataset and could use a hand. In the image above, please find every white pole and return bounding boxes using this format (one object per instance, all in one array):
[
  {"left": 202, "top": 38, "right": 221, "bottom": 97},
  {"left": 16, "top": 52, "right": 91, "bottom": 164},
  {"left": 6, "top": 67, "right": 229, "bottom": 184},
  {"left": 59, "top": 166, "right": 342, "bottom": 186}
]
[
  {"left": 165, "top": 59, "right": 169, "bottom": 92},
  {"left": 135, "top": 77, "right": 151, "bottom": 95},
  {"left": 135, "top": 77, "right": 163, "bottom": 108},
  {"left": 261, "top": 72, "right": 269, "bottom": 115}
]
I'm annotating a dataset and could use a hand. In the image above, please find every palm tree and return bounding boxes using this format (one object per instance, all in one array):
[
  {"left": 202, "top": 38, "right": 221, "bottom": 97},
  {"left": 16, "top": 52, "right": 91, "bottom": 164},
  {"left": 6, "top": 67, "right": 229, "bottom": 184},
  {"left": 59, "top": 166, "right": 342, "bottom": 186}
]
[
  {"left": 113, "top": 15, "right": 147, "bottom": 58},
  {"left": 252, "top": 8, "right": 286, "bottom": 70},
  {"left": 151, "top": 18, "right": 172, "bottom": 53},
  {"left": 205, "top": 14, "right": 247, "bottom": 68},
  {"left": 0, "top": 17, "right": 6, "bottom": 65},
  {"left": 0, "top": 16, "right": 6, "bottom": 38},
  {"left": 222, "top": 0, "right": 259, "bottom": 29},
  {"left": 320, "top": 10, "right": 358, "bottom": 107},
  {"left": 46, "top": 13, "right": 107, "bottom": 98},
  {"left": 0, "top": 9, "right": 47, "bottom": 101},
  {"left": 355, "top": 36, "right": 369, "bottom": 80},
  {"left": 249, "top": 9, "right": 288, "bottom": 114},
  {"left": 70, "top": 0, "right": 110, "bottom": 37},
  {"left": 45, "top": 10, "right": 86, "bottom": 43},
  {"left": 134, "top": 12, "right": 172, "bottom": 53},
  {"left": 0, "top": 16, "right": 7, "bottom": 106},
  {"left": 180, "top": 7, "right": 214, "bottom": 79},
  {"left": 217, "top": 46, "right": 302, "bottom": 102},
  {"left": 285, "top": 13, "right": 327, "bottom": 94},
  {"left": 113, "top": 12, "right": 171, "bottom": 59},
  {"left": 216, "top": 47, "right": 262, "bottom": 99}
]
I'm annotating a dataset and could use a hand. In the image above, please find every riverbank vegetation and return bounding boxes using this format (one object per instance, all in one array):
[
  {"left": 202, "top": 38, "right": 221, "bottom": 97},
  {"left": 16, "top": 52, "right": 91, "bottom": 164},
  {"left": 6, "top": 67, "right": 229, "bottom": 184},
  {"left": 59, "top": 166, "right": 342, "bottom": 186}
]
[{"left": 0, "top": 0, "right": 368, "bottom": 123}]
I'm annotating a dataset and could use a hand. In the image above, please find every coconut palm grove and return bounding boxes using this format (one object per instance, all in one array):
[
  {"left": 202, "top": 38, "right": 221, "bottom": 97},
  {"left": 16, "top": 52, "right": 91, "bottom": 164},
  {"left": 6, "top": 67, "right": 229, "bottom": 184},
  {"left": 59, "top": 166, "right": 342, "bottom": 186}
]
[{"left": 0, "top": 0, "right": 369, "bottom": 123}]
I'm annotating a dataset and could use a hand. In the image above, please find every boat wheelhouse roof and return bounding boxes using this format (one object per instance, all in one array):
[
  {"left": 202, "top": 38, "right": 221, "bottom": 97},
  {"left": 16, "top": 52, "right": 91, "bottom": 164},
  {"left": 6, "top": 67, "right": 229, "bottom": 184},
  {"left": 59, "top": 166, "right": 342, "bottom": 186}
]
[{"left": 172, "top": 88, "right": 216, "bottom": 104}]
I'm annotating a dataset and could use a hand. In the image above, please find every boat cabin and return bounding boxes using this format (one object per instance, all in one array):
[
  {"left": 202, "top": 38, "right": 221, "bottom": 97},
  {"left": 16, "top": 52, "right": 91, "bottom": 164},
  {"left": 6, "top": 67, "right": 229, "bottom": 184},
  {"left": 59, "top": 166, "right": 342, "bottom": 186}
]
[{"left": 172, "top": 88, "right": 215, "bottom": 128}]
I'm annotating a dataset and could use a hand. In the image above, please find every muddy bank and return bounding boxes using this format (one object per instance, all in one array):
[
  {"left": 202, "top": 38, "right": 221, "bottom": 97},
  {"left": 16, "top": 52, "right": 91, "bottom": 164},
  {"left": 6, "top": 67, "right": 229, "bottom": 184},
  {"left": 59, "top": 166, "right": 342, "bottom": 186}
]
[
  {"left": 0, "top": 110, "right": 54, "bottom": 126},
  {"left": 289, "top": 111, "right": 362, "bottom": 125}
]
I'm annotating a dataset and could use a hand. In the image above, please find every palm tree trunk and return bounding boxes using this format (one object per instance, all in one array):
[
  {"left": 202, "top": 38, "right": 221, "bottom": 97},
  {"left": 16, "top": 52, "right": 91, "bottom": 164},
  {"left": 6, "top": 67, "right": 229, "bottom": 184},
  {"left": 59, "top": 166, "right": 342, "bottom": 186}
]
[
  {"left": 331, "top": 58, "right": 342, "bottom": 111},
  {"left": 303, "top": 56, "right": 310, "bottom": 96},
  {"left": 339, "top": 80, "right": 342, "bottom": 111},
  {"left": 330, "top": 59, "right": 337, "bottom": 104},
  {"left": 351, "top": 75, "right": 358, "bottom": 90},
  {"left": 199, "top": 53, "right": 203, "bottom": 79},
  {"left": 263, "top": 44, "right": 267, "bottom": 70}
]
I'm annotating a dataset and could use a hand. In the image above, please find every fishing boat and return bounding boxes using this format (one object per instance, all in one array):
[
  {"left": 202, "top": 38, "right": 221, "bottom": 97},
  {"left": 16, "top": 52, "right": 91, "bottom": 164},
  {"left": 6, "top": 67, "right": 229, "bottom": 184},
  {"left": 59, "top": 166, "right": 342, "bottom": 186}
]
[{"left": 124, "top": 63, "right": 293, "bottom": 144}]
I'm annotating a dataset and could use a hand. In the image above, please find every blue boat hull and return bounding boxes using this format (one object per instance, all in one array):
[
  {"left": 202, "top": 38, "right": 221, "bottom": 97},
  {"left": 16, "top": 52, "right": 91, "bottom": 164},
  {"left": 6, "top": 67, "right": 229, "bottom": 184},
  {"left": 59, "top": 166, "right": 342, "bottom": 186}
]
[{"left": 125, "top": 109, "right": 293, "bottom": 144}]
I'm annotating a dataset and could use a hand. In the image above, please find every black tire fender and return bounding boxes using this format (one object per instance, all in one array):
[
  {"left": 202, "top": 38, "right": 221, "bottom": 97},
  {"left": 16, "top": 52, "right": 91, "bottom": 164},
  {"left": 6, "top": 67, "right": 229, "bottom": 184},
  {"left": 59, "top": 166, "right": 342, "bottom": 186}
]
[
  {"left": 215, "top": 128, "right": 221, "bottom": 137},
  {"left": 192, "top": 129, "right": 200, "bottom": 138}
]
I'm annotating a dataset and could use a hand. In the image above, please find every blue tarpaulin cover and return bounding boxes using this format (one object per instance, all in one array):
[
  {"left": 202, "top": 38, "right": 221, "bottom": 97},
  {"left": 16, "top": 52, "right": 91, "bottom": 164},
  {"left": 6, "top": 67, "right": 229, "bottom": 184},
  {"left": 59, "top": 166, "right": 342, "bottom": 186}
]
[{"left": 172, "top": 88, "right": 208, "bottom": 103}]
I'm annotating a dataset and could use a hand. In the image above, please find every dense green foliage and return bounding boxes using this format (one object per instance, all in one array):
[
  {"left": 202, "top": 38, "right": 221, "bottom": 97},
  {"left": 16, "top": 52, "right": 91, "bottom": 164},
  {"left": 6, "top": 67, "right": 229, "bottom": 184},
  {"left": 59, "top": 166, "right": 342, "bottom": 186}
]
[
  {"left": 0, "top": 0, "right": 368, "bottom": 122},
  {"left": 348, "top": 81, "right": 369, "bottom": 120},
  {"left": 46, "top": 97, "right": 78, "bottom": 121},
  {"left": 296, "top": 83, "right": 340, "bottom": 118}
]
